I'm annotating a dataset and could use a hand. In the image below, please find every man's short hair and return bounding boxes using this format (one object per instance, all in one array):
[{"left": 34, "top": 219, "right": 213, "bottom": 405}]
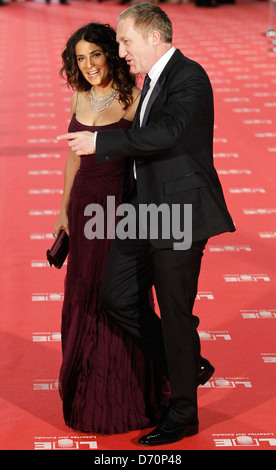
[{"left": 118, "top": 4, "right": 173, "bottom": 44}]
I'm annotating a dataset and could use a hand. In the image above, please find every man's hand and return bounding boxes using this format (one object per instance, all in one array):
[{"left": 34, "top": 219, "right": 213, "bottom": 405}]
[{"left": 57, "top": 131, "right": 95, "bottom": 156}]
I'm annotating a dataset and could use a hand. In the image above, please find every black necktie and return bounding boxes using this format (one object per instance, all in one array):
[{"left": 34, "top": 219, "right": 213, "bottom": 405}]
[
  {"left": 131, "top": 74, "right": 151, "bottom": 180},
  {"left": 140, "top": 74, "right": 151, "bottom": 104},
  {"left": 133, "top": 74, "right": 151, "bottom": 129}
]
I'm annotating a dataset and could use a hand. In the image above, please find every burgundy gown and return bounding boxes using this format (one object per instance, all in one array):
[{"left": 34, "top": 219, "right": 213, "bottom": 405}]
[{"left": 59, "top": 114, "right": 169, "bottom": 434}]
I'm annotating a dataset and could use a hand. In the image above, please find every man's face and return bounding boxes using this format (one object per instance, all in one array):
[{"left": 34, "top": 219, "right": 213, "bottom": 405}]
[{"left": 116, "top": 17, "right": 155, "bottom": 75}]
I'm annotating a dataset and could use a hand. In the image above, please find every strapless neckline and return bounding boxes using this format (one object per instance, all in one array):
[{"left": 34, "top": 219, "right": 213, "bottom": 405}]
[{"left": 72, "top": 113, "right": 131, "bottom": 130}]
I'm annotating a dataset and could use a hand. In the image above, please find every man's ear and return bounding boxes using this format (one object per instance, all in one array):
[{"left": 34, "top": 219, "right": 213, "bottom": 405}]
[{"left": 151, "top": 30, "right": 162, "bottom": 47}]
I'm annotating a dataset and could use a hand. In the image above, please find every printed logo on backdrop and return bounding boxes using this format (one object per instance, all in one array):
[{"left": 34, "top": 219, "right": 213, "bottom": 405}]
[
  {"left": 28, "top": 125, "right": 57, "bottom": 130},
  {"left": 244, "top": 83, "right": 268, "bottom": 89},
  {"left": 34, "top": 436, "right": 97, "bottom": 450},
  {"left": 32, "top": 293, "right": 64, "bottom": 301},
  {"left": 223, "top": 97, "right": 249, "bottom": 102},
  {"left": 28, "top": 93, "right": 54, "bottom": 98},
  {"left": 233, "top": 108, "right": 261, "bottom": 113},
  {"left": 214, "top": 152, "right": 239, "bottom": 158},
  {"left": 28, "top": 153, "right": 60, "bottom": 159},
  {"left": 196, "top": 292, "right": 214, "bottom": 300},
  {"left": 30, "top": 233, "right": 57, "bottom": 240},
  {"left": 199, "top": 331, "right": 231, "bottom": 341},
  {"left": 243, "top": 119, "right": 273, "bottom": 124},
  {"left": 261, "top": 353, "right": 276, "bottom": 363},
  {"left": 213, "top": 138, "right": 228, "bottom": 143},
  {"left": 31, "top": 292, "right": 214, "bottom": 302},
  {"left": 199, "top": 377, "right": 252, "bottom": 389},
  {"left": 215, "top": 87, "right": 240, "bottom": 93},
  {"left": 259, "top": 231, "right": 276, "bottom": 239},
  {"left": 212, "top": 433, "right": 276, "bottom": 448},
  {"left": 255, "top": 132, "right": 276, "bottom": 137},
  {"left": 28, "top": 102, "right": 54, "bottom": 108},
  {"left": 28, "top": 83, "right": 52, "bottom": 89},
  {"left": 28, "top": 113, "right": 55, "bottom": 119},
  {"left": 241, "top": 309, "right": 276, "bottom": 319},
  {"left": 29, "top": 210, "right": 60, "bottom": 216},
  {"left": 28, "top": 170, "right": 62, "bottom": 176},
  {"left": 33, "top": 379, "right": 59, "bottom": 391},
  {"left": 31, "top": 260, "right": 64, "bottom": 268},
  {"left": 32, "top": 332, "right": 61, "bottom": 342},
  {"left": 217, "top": 169, "right": 251, "bottom": 175},
  {"left": 243, "top": 208, "right": 276, "bottom": 215},
  {"left": 209, "top": 245, "right": 251, "bottom": 253},
  {"left": 223, "top": 274, "right": 270, "bottom": 282},
  {"left": 29, "top": 189, "right": 63, "bottom": 195},
  {"left": 229, "top": 188, "right": 266, "bottom": 194},
  {"left": 28, "top": 139, "right": 57, "bottom": 144}
]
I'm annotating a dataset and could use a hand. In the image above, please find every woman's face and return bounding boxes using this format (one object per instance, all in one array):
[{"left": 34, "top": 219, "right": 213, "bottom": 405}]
[{"left": 75, "top": 39, "right": 111, "bottom": 87}]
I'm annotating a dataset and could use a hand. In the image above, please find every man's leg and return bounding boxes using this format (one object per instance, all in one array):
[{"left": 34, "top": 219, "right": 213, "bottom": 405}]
[{"left": 151, "top": 239, "right": 207, "bottom": 424}]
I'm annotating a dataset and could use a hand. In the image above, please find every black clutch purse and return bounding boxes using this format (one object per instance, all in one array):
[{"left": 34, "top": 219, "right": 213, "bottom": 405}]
[{"left": 46, "top": 229, "right": 69, "bottom": 269}]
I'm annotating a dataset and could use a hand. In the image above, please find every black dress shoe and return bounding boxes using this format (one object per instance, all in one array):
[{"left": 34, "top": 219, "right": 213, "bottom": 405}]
[
  {"left": 138, "top": 418, "right": 199, "bottom": 447},
  {"left": 198, "top": 358, "right": 215, "bottom": 386}
]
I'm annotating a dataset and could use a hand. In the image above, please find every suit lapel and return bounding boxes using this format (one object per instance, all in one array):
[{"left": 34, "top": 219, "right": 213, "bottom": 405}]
[
  {"left": 141, "top": 49, "right": 182, "bottom": 127},
  {"left": 141, "top": 75, "right": 166, "bottom": 126}
]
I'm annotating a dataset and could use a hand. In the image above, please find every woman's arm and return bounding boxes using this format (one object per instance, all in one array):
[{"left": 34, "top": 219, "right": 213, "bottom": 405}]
[{"left": 54, "top": 94, "right": 80, "bottom": 236}]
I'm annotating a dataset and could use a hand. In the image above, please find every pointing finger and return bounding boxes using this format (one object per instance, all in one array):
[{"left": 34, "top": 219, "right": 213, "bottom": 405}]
[{"left": 56, "top": 133, "right": 76, "bottom": 141}]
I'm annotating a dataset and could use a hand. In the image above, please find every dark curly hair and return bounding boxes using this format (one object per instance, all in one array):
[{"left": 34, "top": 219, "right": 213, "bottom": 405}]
[{"left": 60, "top": 23, "right": 136, "bottom": 109}]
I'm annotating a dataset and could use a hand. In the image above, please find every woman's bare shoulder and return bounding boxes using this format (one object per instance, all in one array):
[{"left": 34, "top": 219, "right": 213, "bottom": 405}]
[{"left": 70, "top": 90, "right": 89, "bottom": 115}]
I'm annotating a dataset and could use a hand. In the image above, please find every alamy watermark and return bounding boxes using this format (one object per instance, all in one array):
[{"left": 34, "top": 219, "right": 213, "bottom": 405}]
[{"left": 84, "top": 196, "right": 192, "bottom": 250}]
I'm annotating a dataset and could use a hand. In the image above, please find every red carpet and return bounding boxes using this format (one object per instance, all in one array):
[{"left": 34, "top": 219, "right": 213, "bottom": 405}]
[{"left": 0, "top": 0, "right": 276, "bottom": 451}]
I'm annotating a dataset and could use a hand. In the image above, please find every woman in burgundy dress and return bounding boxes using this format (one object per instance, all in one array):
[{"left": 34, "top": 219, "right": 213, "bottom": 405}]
[{"left": 54, "top": 23, "right": 168, "bottom": 434}]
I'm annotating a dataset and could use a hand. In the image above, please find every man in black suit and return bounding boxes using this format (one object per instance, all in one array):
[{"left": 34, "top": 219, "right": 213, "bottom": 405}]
[{"left": 57, "top": 4, "right": 235, "bottom": 446}]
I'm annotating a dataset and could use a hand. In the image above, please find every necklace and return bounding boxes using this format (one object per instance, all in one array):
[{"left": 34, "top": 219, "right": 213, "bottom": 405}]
[{"left": 90, "top": 86, "right": 117, "bottom": 113}]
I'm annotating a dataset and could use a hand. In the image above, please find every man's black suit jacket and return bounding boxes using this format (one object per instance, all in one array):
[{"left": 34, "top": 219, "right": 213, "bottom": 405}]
[{"left": 95, "top": 49, "right": 235, "bottom": 248}]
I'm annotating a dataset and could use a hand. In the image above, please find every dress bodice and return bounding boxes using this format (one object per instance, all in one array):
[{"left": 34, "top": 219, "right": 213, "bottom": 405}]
[{"left": 68, "top": 113, "right": 131, "bottom": 175}]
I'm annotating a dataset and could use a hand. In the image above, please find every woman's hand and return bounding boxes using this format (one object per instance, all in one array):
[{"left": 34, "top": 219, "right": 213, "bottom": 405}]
[{"left": 54, "top": 211, "right": 69, "bottom": 237}]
